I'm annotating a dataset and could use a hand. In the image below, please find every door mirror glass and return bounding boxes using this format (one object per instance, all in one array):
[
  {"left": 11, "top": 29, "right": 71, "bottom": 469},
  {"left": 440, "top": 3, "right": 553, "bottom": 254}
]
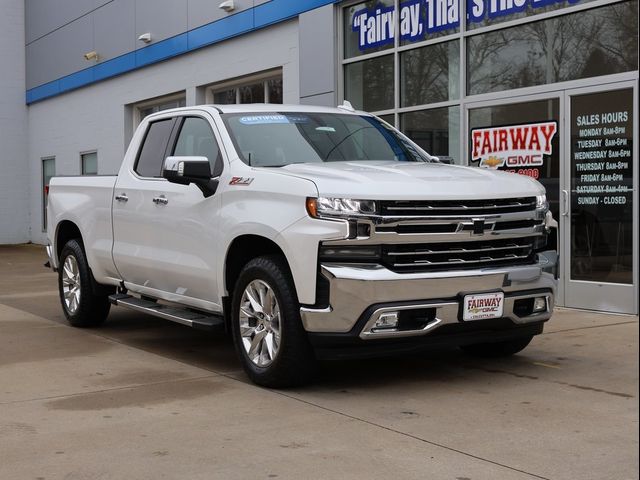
[{"left": 163, "top": 156, "right": 218, "bottom": 197}]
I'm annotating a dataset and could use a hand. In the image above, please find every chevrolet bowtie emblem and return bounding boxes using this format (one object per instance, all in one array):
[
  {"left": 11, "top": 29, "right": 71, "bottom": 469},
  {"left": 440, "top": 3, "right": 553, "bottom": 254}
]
[{"left": 472, "top": 219, "right": 485, "bottom": 235}]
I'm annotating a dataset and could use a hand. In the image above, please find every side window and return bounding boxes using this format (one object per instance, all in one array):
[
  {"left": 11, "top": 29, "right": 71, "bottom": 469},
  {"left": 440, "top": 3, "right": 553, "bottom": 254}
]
[
  {"left": 173, "top": 117, "right": 223, "bottom": 176},
  {"left": 135, "top": 118, "right": 175, "bottom": 177}
]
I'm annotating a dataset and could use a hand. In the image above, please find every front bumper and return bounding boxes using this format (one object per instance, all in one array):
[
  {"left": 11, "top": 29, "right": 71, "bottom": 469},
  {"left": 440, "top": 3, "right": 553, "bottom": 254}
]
[{"left": 300, "top": 251, "right": 557, "bottom": 353}]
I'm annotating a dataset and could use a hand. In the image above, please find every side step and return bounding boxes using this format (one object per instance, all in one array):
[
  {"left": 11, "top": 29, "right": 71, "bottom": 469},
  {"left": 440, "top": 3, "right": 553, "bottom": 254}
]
[{"left": 109, "top": 293, "right": 224, "bottom": 331}]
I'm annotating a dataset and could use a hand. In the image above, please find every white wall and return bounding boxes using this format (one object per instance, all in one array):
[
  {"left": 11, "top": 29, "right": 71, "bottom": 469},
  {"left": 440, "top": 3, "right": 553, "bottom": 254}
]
[
  {"left": 27, "top": 19, "right": 300, "bottom": 244},
  {"left": 0, "top": 0, "right": 30, "bottom": 244}
]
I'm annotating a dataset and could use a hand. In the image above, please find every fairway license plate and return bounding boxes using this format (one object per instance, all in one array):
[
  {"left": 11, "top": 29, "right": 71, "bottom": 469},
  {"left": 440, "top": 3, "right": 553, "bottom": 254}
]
[{"left": 463, "top": 292, "right": 504, "bottom": 321}]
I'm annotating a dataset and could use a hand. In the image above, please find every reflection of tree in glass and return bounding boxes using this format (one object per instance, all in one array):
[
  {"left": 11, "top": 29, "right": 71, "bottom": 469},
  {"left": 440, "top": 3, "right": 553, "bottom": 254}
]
[
  {"left": 467, "top": 1, "right": 638, "bottom": 95},
  {"left": 402, "top": 41, "right": 459, "bottom": 107}
]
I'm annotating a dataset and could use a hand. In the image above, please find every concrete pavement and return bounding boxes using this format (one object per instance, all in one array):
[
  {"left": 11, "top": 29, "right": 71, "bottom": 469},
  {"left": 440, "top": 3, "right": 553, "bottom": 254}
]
[{"left": 0, "top": 244, "right": 638, "bottom": 479}]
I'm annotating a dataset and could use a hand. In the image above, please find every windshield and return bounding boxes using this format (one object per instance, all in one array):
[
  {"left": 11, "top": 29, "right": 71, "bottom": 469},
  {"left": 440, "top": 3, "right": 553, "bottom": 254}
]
[{"left": 221, "top": 112, "right": 435, "bottom": 167}]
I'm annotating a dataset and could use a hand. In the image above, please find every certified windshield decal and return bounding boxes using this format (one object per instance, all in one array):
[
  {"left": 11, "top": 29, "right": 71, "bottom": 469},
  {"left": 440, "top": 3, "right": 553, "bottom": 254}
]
[{"left": 239, "top": 115, "right": 309, "bottom": 125}]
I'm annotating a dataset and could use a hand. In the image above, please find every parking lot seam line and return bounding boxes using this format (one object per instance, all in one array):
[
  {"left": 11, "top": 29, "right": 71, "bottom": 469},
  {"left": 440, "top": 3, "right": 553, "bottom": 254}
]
[
  {"left": 270, "top": 390, "right": 553, "bottom": 480},
  {"left": 462, "top": 366, "right": 635, "bottom": 399},
  {"left": 542, "top": 320, "right": 637, "bottom": 335},
  {"left": 0, "top": 374, "right": 218, "bottom": 406},
  {"left": 0, "top": 290, "right": 59, "bottom": 299}
]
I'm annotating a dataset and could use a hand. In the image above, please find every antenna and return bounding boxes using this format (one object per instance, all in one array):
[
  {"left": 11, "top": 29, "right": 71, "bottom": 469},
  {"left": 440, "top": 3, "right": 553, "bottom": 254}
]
[{"left": 337, "top": 100, "right": 355, "bottom": 112}]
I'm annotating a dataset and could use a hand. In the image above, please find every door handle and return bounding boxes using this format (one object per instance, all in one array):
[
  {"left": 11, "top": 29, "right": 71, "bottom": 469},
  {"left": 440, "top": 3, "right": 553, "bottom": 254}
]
[
  {"left": 561, "top": 190, "right": 569, "bottom": 217},
  {"left": 152, "top": 195, "right": 168, "bottom": 205},
  {"left": 115, "top": 193, "right": 128, "bottom": 202}
]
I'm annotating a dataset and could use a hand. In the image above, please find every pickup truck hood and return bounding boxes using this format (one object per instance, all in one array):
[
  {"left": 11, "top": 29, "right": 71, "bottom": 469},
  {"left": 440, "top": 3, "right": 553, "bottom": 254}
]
[{"left": 278, "top": 161, "right": 544, "bottom": 200}]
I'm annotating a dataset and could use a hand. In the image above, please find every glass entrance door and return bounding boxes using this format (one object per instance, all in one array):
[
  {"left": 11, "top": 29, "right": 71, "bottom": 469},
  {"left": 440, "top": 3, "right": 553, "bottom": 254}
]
[{"left": 563, "top": 83, "right": 638, "bottom": 314}]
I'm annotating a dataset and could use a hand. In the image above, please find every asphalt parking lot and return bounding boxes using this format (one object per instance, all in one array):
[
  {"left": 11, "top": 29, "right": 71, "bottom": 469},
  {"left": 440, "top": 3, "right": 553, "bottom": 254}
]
[{"left": 0, "top": 244, "right": 637, "bottom": 479}]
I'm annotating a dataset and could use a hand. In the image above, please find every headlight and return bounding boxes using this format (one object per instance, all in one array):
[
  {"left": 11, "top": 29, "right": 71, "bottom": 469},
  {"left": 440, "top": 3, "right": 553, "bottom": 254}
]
[
  {"left": 536, "top": 194, "right": 548, "bottom": 209},
  {"left": 306, "top": 197, "right": 376, "bottom": 218}
]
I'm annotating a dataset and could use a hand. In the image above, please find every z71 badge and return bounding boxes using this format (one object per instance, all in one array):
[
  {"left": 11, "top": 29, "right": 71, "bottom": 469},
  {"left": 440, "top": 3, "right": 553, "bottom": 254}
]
[{"left": 229, "top": 177, "right": 254, "bottom": 186}]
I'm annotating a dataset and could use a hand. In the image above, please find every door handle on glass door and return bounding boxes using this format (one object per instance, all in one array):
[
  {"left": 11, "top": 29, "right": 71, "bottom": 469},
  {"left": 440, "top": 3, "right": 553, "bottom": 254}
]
[
  {"left": 152, "top": 195, "right": 168, "bottom": 205},
  {"left": 561, "top": 190, "right": 569, "bottom": 217},
  {"left": 115, "top": 193, "right": 128, "bottom": 202}
]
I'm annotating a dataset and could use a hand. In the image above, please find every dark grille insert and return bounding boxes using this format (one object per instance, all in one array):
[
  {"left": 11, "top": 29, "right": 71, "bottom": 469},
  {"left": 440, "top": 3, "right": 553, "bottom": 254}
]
[
  {"left": 380, "top": 197, "right": 537, "bottom": 216},
  {"left": 382, "top": 238, "right": 537, "bottom": 272}
]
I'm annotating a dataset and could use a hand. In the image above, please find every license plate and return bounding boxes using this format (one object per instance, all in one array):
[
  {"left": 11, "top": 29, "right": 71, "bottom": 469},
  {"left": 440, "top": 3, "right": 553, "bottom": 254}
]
[{"left": 463, "top": 292, "right": 504, "bottom": 321}]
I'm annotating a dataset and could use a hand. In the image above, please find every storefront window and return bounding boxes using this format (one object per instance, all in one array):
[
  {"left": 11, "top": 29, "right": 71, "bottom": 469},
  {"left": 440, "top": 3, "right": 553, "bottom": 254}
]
[
  {"left": 344, "top": 0, "right": 395, "bottom": 59},
  {"left": 467, "top": 1, "right": 638, "bottom": 95},
  {"left": 468, "top": 99, "right": 560, "bottom": 222},
  {"left": 466, "top": 0, "right": 598, "bottom": 30},
  {"left": 345, "top": 54, "right": 394, "bottom": 111},
  {"left": 570, "top": 89, "right": 634, "bottom": 284},
  {"left": 401, "top": 106, "right": 460, "bottom": 164},
  {"left": 401, "top": 39, "right": 460, "bottom": 107}
]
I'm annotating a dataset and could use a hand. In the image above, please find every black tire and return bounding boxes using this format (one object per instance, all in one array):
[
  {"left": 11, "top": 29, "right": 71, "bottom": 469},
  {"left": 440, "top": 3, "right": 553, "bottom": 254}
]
[
  {"left": 460, "top": 335, "right": 534, "bottom": 358},
  {"left": 58, "top": 239, "right": 110, "bottom": 328},
  {"left": 231, "top": 255, "right": 316, "bottom": 388}
]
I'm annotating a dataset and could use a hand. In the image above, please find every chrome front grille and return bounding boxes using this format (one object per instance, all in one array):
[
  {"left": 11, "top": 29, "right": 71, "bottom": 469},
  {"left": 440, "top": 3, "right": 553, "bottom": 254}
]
[
  {"left": 321, "top": 196, "right": 549, "bottom": 273},
  {"left": 382, "top": 238, "right": 538, "bottom": 272},
  {"left": 379, "top": 197, "right": 537, "bottom": 216}
]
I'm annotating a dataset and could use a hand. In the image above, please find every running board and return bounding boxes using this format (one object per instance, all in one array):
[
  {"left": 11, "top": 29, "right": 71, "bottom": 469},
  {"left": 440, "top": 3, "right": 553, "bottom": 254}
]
[{"left": 108, "top": 293, "right": 224, "bottom": 330}]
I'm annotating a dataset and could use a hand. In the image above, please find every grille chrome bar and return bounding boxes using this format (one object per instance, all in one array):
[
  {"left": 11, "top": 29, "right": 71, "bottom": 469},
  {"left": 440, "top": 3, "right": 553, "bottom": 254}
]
[
  {"left": 380, "top": 197, "right": 537, "bottom": 216},
  {"left": 386, "top": 242, "right": 531, "bottom": 256},
  {"left": 391, "top": 254, "right": 532, "bottom": 269}
]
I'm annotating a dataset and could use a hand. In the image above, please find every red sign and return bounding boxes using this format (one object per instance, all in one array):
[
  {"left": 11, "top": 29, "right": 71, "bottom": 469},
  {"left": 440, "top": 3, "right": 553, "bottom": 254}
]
[{"left": 471, "top": 122, "right": 557, "bottom": 169}]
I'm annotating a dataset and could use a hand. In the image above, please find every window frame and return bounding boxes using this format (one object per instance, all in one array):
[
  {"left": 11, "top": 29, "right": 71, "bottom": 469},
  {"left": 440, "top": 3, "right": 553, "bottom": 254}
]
[
  {"left": 171, "top": 115, "right": 225, "bottom": 177},
  {"left": 132, "top": 92, "right": 187, "bottom": 128},
  {"left": 80, "top": 150, "right": 98, "bottom": 176},
  {"left": 41, "top": 156, "right": 55, "bottom": 232},
  {"left": 205, "top": 69, "right": 283, "bottom": 105},
  {"left": 133, "top": 117, "right": 179, "bottom": 180}
]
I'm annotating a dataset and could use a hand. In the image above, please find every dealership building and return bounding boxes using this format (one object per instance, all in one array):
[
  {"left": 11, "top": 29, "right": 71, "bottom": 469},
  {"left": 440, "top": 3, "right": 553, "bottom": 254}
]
[{"left": 0, "top": 0, "right": 637, "bottom": 314}]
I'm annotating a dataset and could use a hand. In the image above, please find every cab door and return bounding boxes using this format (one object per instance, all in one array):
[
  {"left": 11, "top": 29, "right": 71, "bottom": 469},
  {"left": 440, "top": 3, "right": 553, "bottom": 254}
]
[{"left": 112, "top": 113, "right": 224, "bottom": 311}]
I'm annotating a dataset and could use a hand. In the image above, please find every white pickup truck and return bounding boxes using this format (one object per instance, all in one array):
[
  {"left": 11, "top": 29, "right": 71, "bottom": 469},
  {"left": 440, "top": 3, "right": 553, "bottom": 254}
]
[{"left": 46, "top": 103, "right": 557, "bottom": 387}]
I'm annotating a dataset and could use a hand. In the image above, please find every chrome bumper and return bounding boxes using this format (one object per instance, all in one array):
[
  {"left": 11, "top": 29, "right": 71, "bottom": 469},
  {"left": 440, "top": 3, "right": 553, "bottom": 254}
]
[{"left": 300, "top": 251, "right": 557, "bottom": 339}]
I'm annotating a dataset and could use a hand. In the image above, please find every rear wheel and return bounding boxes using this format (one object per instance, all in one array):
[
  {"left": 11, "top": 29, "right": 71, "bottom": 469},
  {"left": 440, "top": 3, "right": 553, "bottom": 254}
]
[
  {"left": 460, "top": 335, "right": 534, "bottom": 358},
  {"left": 231, "top": 255, "right": 316, "bottom": 387},
  {"left": 58, "top": 239, "right": 110, "bottom": 328}
]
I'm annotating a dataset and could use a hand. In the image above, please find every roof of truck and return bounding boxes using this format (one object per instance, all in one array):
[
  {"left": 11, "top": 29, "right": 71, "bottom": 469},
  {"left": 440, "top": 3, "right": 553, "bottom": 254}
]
[{"left": 208, "top": 103, "right": 367, "bottom": 115}]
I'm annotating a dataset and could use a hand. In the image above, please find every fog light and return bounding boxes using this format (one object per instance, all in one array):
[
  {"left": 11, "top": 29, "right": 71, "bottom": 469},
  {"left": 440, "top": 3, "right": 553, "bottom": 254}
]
[
  {"left": 373, "top": 312, "right": 399, "bottom": 330},
  {"left": 533, "top": 297, "right": 547, "bottom": 313}
]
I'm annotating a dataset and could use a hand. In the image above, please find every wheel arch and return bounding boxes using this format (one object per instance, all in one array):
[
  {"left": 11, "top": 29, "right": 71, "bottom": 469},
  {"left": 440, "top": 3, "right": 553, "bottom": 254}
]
[
  {"left": 224, "top": 234, "right": 292, "bottom": 297},
  {"left": 55, "top": 220, "right": 83, "bottom": 261}
]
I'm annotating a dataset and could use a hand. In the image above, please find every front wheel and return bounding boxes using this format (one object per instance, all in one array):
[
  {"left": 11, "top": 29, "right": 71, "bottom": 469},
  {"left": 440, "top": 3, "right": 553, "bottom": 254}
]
[
  {"left": 460, "top": 335, "right": 534, "bottom": 358},
  {"left": 58, "top": 239, "right": 110, "bottom": 328},
  {"left": 231, "top": 255, "right": 316, "bottom": 387}
]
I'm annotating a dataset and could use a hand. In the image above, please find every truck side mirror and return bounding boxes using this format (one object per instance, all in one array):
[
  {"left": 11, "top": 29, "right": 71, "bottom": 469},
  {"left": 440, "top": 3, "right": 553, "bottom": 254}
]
[{"left": 163, "top": 156, "right": 219, "bottom": 198}]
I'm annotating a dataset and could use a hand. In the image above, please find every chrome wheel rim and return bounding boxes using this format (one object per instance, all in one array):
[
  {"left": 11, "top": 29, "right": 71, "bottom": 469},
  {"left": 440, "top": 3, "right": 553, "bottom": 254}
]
[
  {"left": 239, "top": 279, "right": 281, "bottom": 367},
  {"left": 62, "top": 255, "right": 81, "bottom": 314}
]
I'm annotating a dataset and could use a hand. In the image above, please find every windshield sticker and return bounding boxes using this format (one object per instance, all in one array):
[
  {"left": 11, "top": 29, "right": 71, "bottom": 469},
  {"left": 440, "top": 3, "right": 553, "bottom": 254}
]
[{"left": 238, "top": 114, "right": 310, "bottom": 125}]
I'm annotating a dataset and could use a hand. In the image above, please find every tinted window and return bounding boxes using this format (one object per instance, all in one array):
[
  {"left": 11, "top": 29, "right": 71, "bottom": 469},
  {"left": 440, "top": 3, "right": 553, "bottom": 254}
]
[
  {"left": 135, "top": 119, "right": 175, "bottom": 177},
  {"left": 173, "top": 117, "right": 222, "bottom": 175}
]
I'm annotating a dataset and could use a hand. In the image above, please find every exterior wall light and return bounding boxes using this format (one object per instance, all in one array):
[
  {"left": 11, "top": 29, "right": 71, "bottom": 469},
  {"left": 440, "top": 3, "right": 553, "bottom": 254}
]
[
  {"left": 83, "top": 51, "right": 98, "bottom": 61},
  {"left": 138, "top": 32, "right": 152, "bottom": 44},
  {"left": 219, "top": 0, "right": 235, "bottom": 12}
]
